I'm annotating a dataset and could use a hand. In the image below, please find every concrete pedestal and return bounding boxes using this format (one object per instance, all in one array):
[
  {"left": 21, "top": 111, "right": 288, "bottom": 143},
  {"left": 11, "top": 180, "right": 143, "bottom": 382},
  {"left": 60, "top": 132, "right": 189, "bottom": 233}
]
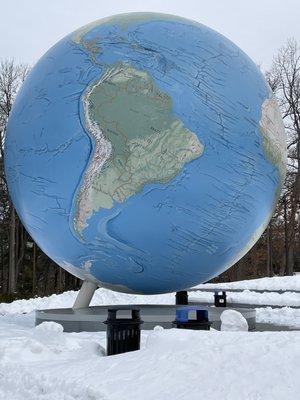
[{"left": 36, "top": 303, "right": 256, "bottom": 332}]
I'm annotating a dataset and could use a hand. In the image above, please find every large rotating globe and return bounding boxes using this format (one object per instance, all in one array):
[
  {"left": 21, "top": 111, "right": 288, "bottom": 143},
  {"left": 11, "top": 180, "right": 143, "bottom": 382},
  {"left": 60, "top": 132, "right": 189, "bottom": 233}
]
[{"left": 5, "top": 13, "right": 286, "bottom": 294}]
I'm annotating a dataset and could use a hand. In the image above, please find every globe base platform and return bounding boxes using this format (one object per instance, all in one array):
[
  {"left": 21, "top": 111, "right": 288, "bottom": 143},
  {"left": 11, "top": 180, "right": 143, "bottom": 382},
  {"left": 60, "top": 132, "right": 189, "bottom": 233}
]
[{"left": 35, "top": 303, "right": 257, "bottom": 332}]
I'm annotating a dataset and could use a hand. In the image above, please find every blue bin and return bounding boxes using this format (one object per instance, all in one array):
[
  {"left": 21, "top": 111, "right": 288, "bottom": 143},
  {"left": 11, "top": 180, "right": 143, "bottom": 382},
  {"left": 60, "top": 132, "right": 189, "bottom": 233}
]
[{"left": 173, "top": 307, "right": 211, "bottom": 330}]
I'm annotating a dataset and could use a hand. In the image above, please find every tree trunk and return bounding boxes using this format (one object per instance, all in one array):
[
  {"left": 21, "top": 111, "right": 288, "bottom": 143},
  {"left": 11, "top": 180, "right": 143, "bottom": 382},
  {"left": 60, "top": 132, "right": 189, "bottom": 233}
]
[
  {"left": 283, "top": 198, "right": 289, "bottom": 275},
  {"left": 286, "top": 245, "right": 295, "bottom": 276},
  {"left": 267, "top": 224, "right": 274, "bottom": 277},
  {"left": 32, "top": 242, "right": 36, "bottom": 294},
  {"left": 283, "top": 197, "right": 295, "bottom": 276},
  {"left": 8, "top": 205, "right": 16, "bottom": 294}
]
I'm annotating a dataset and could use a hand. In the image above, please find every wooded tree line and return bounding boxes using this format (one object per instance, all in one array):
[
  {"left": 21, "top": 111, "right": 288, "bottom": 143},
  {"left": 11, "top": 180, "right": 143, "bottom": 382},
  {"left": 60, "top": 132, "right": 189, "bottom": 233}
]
[{"left": 0, "top": 40, "right": 299, "bottom": 300}]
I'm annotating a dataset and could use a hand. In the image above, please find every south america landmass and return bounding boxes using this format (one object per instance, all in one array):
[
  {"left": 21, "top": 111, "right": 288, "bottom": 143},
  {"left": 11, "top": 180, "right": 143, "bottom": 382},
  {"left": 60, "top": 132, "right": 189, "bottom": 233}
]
[{"left": 74, "top": 62, "right": 204, "bottom": 234}]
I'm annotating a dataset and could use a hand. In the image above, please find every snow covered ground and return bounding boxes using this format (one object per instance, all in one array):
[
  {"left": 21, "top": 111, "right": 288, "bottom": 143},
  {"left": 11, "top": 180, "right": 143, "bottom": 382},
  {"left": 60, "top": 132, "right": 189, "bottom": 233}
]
[
  {"left": 195, "top": 274, "right": 300, "bottom": 291},
  {"left": 1, "top": 275, "right": 299, "bottom": 329},
  {"left": 0, "top": 276, "right": 299, "bottom": 399}
]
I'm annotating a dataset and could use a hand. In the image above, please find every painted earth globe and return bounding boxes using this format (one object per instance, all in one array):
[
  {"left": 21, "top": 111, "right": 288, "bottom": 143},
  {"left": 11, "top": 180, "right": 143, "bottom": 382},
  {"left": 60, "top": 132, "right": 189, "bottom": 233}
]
[{"left": 5, "top": 13, "right": 286, "bottom": 294}]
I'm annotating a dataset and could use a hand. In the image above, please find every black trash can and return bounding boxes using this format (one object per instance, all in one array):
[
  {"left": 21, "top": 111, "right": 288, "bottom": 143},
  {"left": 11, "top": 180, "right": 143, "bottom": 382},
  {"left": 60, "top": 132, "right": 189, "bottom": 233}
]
[
  {"left": 175, "top": 290, "right": 189, "bottom": 305},
  {"left": 214, "top": 291, "right": 227, "bottom": 307},
  {"left": 104, "top": 308, "right": 143, "bottom": 356},
  {"left": 173, "top": 307, "right": 211, "bottom": 330}
]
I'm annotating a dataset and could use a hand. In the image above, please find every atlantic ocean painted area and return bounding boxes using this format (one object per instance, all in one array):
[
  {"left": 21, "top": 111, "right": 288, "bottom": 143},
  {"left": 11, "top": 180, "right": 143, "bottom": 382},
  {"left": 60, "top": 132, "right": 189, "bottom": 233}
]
[{"left": 5, "top": 13, "right": 285, "bottom": 294}]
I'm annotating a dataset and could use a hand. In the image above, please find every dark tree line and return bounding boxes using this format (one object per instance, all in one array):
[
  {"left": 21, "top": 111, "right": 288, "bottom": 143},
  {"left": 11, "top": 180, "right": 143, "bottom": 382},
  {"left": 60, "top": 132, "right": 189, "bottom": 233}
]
[{"left": 0, "top": 40, "right": 299, "bottom": 300}]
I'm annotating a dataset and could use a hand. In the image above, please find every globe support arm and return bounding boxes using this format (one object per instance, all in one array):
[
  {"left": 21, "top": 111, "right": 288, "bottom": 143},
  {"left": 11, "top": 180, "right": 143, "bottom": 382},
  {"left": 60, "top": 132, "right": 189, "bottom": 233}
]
[{"left": 73, "top": 280, "right": 98, "bottom": 309}]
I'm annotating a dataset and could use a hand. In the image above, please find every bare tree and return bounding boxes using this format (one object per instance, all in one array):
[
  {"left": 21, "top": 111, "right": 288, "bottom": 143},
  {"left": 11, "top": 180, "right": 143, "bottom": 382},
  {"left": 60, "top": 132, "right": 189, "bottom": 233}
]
[
  {"left": 266, "top": 38, "right": 300, "bottom": 275},
  {"left": 0, "top": 59, "right": 29, "bottom": 294}
]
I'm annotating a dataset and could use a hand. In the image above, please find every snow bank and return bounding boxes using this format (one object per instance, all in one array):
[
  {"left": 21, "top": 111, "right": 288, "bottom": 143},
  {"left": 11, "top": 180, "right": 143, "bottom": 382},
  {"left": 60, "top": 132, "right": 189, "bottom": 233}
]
[
  {"left": 256, "top": 307, "right": 300, "bottom": 328},
  {"left": 1, "top": 276, "right": 299, "bottom": 317},
  {"left": 0, "top": 276, "right": 299, "bottom": 330},
  {"left": 0, "top": 291, "right": 78, "bottom": 315},
  {"left": 0, "top": 326, "right": 299, "bottom": 400},
  {"left": 195, "top": 274, "right": 300, "bottom": 291},
  {"left": 0, "top": 276, "right": 299, "bottom": 399},
  {"left": 220, "top": 309, "right": 248, "bottom": 331},
  {"left": 191, "top": 289, "right": 300, "bottom": 307},
  {"left": 0, "top": 289, "right": 174, "bottom": 316}
]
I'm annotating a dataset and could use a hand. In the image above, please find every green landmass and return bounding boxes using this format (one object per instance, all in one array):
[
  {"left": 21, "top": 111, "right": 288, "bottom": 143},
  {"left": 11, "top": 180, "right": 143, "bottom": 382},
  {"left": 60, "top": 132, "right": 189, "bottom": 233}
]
[
  {"left": 259, "top": 95, "right": 286, "bottom": 185},
  {"left": 84, "top": 62, "right": 203, "bottom": 214}
]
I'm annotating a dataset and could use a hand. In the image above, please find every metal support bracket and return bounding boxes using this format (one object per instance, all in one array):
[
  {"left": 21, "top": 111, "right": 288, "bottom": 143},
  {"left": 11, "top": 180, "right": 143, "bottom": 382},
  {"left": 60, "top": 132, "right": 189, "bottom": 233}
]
[{"left": 73, "top": 280, "right": 98, "bottom": 310}]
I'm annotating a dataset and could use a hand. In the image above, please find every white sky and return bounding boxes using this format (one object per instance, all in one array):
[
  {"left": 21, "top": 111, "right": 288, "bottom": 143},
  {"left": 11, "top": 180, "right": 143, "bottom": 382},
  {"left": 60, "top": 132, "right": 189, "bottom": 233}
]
[{"left": 1, "top": 0, "right": 299, "bottom": 71}]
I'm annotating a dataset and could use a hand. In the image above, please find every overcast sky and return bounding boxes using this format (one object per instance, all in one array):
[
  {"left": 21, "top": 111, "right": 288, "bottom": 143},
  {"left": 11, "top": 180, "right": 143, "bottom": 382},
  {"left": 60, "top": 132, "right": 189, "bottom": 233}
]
[{"left": 1, "top": 0, "right": 299, "bottom": 70}]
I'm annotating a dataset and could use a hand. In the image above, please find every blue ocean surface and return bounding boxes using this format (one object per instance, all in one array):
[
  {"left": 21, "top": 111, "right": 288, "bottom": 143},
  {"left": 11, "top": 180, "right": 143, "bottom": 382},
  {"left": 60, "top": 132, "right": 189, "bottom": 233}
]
[{"left": 5, "top": 15, "right": 280, "bottom": 293}]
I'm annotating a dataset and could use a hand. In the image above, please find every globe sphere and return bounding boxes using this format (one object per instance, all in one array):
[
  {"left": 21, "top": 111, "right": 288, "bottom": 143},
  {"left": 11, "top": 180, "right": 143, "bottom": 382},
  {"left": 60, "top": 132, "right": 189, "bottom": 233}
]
[{"left": 5, "top": 13, "right": 286, "bottom": 294}]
